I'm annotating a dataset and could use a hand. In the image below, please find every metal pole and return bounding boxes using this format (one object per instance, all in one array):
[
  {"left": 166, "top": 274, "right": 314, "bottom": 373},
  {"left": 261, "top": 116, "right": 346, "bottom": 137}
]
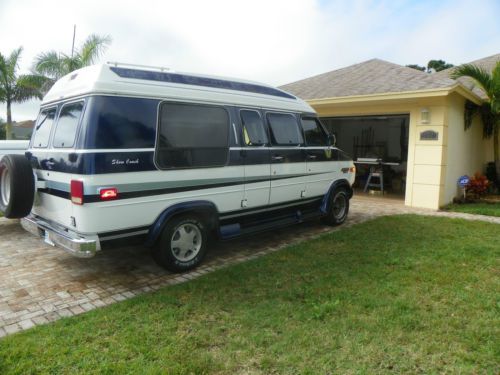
[{"left": 71, "top": 25, "right": 76, "bottom": 58}]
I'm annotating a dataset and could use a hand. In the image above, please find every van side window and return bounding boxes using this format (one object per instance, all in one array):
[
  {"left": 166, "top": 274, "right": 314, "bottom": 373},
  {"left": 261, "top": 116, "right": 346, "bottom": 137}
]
[
  {"left": 156, "top": 102, "right": 229, "bottom": 169},
  {"left": 267, "top": 113, "right": 303, "bottom": 146},
  {"left": 32, "top": 108, "right": 56, "bottom": 148},
  {"left": 301, "top": 117, "right": 328, "bottom": 146},
  {"left": 83, "top": 96, "right": 157, "bottom": 149},
  {"left": 240, "top": 110, "right": 267, "bottom": 146},
  {"left": 53, "top": 102, "right": 84, "bottom": 148}
]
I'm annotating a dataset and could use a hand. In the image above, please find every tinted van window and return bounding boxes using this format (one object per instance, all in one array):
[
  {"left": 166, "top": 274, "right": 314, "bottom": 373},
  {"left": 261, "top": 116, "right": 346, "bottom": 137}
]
[
  {"left": 32, "top": 107, "right": 56, "bottom": 148},
  {"left": 267, "top": 113, "right": 303, "bottom": 145},
  {"left": 83, "top": 96, "right": 157, "bottom": 149},
  {"left": 301, "top": 117, "right": 328, "bottom": 146},
  {"left": 240, "top": 110, "right": 267, "bottom": 146},
  {"left": 53, "top": 101, "right": 84, "bottom": 148},
  {"left": 156, "top": 102, "right": 229, "bottom": 169}
]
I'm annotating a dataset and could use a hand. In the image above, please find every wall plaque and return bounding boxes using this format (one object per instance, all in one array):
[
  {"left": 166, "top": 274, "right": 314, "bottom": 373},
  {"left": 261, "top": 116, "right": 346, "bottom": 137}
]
[{"left": 420, "top": 130, "right": 439, "bottom": 141}]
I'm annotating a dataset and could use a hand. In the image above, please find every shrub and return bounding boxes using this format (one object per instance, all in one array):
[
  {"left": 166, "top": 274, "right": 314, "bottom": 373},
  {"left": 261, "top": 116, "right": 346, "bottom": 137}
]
[{"left": 466, "top": 173, "right": 490, "bottom": 200}]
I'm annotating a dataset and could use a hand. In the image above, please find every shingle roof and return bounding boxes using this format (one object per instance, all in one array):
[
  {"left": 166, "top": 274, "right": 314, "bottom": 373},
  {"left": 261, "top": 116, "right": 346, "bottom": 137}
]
[
  {"left": 279, "top": 58, "right": 457, "bottom": 100},
  {"left": 433, "top": 53, "right": 500, "bottom": 99}
]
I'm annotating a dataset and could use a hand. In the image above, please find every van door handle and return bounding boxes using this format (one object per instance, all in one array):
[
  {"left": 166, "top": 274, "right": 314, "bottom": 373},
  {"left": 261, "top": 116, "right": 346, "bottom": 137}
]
[
  {"left": 272, "top": 155, "right": 284, "bottom": 162},
  {"left": 306, "top": 154, "right": 317, "bottom": 160}
]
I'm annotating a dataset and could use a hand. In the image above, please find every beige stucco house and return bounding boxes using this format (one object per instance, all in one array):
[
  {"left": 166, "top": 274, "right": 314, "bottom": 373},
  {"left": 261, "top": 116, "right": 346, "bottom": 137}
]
[{"left": 281, "top": 53, "right": 499, "bottom": 209}]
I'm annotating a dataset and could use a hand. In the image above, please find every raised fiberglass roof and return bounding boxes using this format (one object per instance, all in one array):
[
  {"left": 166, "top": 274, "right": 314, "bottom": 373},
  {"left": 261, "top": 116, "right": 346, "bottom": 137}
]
[{"left": 41, "top": 64, "right": 312, "bottom": 113}]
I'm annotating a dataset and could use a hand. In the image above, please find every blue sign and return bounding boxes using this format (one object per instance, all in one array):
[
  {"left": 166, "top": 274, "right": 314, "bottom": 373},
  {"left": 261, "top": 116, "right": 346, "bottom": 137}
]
[{"left": 458, "top": 175, "right": 470, "bottom": 188}]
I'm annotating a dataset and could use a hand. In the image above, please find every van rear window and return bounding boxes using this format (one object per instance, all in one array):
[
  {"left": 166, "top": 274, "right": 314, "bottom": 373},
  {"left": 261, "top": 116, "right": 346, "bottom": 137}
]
[
  {"left": 83, "top": 96, "right": 157, "bottom": 149},
  {"left": 32, "top": 107, "right": 56, "bottom": 148},
  {"left": 156, "top": 102, "right": 229, "bottom": 169},
  {"left": 53, "top": 101, "right": 84, "bottom": 148}
]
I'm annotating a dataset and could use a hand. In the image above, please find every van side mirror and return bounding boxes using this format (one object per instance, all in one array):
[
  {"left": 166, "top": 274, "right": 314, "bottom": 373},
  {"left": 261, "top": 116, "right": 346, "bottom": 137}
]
[{"left": 327, "top": 133, "right": 336, "bottom": 146}]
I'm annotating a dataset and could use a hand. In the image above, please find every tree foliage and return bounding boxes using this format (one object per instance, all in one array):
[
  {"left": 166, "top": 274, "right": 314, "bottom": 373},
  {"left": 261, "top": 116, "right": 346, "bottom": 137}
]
[
  {"left": 406, "top": 59, "right": 454, "bottom": 73},
  {"left": 0, "top": 117, "right": 5, "bottom": 140},
  {"left": 427, "top": 59, "right": 454, "bottom": 72},
  {"left": 406, "top": 64, "right": 426, "bottom": 72},
  {"left": 0, "top": 47, "right": 46, "bottom": 139},
  {"left": 452, "top": 61, "right": 500, "bottom": 167},
  {"left": 33, "top": 34, "right": 112, "bottom": 92}
]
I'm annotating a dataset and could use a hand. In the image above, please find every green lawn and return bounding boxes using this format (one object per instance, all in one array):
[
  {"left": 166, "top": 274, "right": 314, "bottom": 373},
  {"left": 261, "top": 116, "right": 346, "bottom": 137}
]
[
  {"left": 1, "top": 215, "right": 499, "bottom": 374},
  {"left": 444, "top": 202, "right": 500, "bottom": 217}
]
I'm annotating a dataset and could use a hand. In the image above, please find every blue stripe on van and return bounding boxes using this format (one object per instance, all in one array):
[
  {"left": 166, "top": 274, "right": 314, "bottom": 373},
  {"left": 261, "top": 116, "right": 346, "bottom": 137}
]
[
  {"left": 27, "top": 151, "right": 157, "bottom": 174},
  {"left": 27, "top": 149, "right": 269, "bottom": 174},
  {"left": 110, "top": 67, "right": 296, "bottom": 100},
  {"left": 26, "top": 149, "right": 338, "bottom": 174}
]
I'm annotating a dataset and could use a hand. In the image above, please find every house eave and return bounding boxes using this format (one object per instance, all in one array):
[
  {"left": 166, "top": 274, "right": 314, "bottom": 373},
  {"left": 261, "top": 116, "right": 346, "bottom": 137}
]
[{"left": 306, "top": 84, "right": 483, "bottom": 107}]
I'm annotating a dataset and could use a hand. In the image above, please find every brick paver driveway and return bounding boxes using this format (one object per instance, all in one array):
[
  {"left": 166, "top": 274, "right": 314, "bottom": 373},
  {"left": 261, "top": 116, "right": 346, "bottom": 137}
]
[{"left": 0, "top": 196, "right": 498, "bottom": 337}]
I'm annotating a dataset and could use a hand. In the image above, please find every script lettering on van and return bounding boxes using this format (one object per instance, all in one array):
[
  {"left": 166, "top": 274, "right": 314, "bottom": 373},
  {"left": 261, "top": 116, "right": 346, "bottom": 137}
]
[{"left": 111, "top": 158, "right": 140, "bottom": 166}]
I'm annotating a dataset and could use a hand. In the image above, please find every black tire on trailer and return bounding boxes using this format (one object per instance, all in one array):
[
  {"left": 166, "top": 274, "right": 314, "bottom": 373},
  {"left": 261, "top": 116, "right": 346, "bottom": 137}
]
[
  {"left": 322, "top": 188, "right": 350, "bottom": 226},
  {"left": 152, "top": 214, "right": 209, "bottom": 272},
  {"left": 0, "top": 154, "right": 35, "bottom": 219}
]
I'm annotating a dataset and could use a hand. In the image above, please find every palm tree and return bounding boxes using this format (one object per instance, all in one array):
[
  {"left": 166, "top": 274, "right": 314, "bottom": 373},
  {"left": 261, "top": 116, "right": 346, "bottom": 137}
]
[
  {"left": 0, "top": 47, "right": 47, "bottom": 139},
  {"left": 0, "top": 117, "right": 6, "bottom": 140},
  {"left": 33, "top": 34, "right": 111, "bottom": 91},
  {"left": 451, "top": 61, "right": 500, "bottom": 174}
]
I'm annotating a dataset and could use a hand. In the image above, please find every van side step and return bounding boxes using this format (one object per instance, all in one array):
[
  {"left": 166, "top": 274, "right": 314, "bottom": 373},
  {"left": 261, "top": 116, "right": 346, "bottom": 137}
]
[{"left": 219, "top": 207, "right": 321, "bottom": 240}]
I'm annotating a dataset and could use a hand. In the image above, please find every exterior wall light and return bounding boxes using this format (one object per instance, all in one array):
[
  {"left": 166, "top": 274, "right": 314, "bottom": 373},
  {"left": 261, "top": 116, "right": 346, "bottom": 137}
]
[{"left": 421, "top": 108, "right": 430, "bottom": 124}]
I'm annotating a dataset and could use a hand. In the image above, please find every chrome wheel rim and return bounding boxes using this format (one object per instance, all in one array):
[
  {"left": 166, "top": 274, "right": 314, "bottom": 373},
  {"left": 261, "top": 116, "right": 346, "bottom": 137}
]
[
  {"left": 0, "top": 166, "right": 11, "bottom": 207},
  {"left": 171, "top": 223, "right": 202, "bottom": 262},
  {"left": 332, "top": 193, "right": 346, "bottom": 219}
]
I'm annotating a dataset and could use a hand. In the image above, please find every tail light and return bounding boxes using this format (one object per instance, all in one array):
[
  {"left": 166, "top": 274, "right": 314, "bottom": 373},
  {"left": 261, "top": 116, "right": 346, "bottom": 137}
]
[
  {"left": 99, "top": 188, "right": 118, "bottom": 201},
  {"left": 70, "top": 180, "right": 84, "bottom": 205},
  {"left": 350, "top": 166, "right": 356, "bottom": 173}
]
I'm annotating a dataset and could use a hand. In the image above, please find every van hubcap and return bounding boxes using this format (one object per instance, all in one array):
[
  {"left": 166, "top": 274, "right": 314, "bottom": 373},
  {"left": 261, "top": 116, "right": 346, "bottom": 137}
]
[
  {"left": 332, "top": 193, "right": 346, "bottom": 219},
  {"left": 171, "top": 223, "right": 202, "bottom": 262},
  {"left": 0, "top": 167, "right": 11, "bottom": 207}
]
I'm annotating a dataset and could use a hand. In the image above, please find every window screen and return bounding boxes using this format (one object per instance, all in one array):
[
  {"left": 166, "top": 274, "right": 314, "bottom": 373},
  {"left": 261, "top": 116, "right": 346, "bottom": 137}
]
[
  {"left": 301, "top": 117, "right": 328, "bottom": 146},
  {"left": 53, "top": 102, "right": 84, "bottom": 148},
  {"left": 32, "top": 108, "right": 56, "bottom": 148},
  {"left": 240, "top": 110, "right": 268, "bottom": 146},
  {"left": 267, "top": 113, "right": 303, "bottom": 145},
  {"left": 156, "top": 102, "right": 229, "bottom": 169}
]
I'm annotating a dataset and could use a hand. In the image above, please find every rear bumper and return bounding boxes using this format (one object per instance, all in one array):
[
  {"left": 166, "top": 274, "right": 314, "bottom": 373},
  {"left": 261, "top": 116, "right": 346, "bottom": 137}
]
[{"left": 21, "top": 215, "right": 100, "bottom": 258}]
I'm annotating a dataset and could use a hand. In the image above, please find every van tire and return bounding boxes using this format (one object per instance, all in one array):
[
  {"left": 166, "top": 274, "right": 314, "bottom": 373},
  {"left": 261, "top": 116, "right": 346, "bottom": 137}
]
[
  {"left": 153, "top": 215, "right": 208, "bottom": 272},
  {"left": 322, "top": 189, "right": 349, "bottom": 226},
  {"left": 0, "top": 155, "right": 35, "bottom": 219}
]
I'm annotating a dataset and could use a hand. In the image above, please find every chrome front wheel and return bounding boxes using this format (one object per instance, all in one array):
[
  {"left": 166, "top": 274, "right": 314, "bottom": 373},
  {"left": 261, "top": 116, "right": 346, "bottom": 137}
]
[
  {"left": 171, "top": 223, "right": 203, "bottom": 262},
  {"left": 332, "top": 191, "right": 347, "bottom": 220},
  {"left": 322, "top": 189, "right": 350, "bottom": 226}
]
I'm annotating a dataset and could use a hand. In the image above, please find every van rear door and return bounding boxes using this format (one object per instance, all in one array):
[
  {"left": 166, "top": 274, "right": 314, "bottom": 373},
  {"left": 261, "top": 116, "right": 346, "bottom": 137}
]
[{"left": 29, "top": 102, "right": 84, "bottom": 229}]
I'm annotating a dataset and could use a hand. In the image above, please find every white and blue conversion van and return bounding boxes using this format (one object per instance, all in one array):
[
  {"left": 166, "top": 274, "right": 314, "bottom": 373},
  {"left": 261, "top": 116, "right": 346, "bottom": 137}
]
[{"left": 0, "top": 63, "right": 355, "bottom": 271}]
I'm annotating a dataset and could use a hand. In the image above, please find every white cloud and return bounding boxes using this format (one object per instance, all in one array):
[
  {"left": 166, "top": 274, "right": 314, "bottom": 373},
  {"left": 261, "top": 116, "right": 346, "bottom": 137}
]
[{"left": 1, "top": 0, "right": 499, "bottom": 121}]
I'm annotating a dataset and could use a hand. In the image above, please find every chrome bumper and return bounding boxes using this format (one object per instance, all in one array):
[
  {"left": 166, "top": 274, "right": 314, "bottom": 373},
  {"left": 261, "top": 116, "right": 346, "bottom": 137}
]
[{"left": 21, "top": 215, "right": 100, "bottom": 258}]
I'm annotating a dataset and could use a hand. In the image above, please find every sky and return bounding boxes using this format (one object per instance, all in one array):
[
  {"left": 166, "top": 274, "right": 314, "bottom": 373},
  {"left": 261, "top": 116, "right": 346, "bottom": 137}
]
[{"left": 1, "top": 0, "right": 499, "bottom": 121}]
